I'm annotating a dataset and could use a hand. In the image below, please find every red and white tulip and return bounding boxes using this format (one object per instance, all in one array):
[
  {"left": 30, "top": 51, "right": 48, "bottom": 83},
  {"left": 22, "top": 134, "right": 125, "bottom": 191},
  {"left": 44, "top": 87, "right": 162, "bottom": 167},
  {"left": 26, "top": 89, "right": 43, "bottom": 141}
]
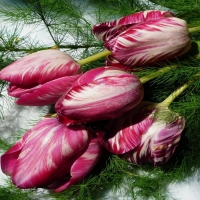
[
  {"left": 0, "top": 50, "right": 82, "bottom": 106},
  {"left": 1, "top": 118, "right": 102, "bottom": 192},
  {"left": 93, "top": 10, "right": 191, "bottom": 67},
  {"left": 98, "top": 101, "right": 185, "bottom": 166},
  {"left": 55, "top": 66, "right": 144, "bottom": 125}
]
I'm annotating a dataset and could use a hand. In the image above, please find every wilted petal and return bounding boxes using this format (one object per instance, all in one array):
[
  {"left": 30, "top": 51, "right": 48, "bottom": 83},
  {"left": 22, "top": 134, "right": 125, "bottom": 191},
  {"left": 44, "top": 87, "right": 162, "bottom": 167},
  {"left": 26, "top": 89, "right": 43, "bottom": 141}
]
[
  {"left": 105, "top": 17, "right": 191, "bottom": 67},
  {"left": 55, "top": 68, "right": 144, "bottom": 125},
  {"left": 49, "top": 138, "right": 102, "bottom": 192},
  {"left": 93, "top": 10, "right": 174, "bottom": 42},
  {"left": 10, "top": 75, "right": 82, "bottom": 106},
  {"left": 10, "top": 118, "right": 89, "bottom": 188},
  {"left": 0, "top": 50, "right": 81, "bottom": 86}
]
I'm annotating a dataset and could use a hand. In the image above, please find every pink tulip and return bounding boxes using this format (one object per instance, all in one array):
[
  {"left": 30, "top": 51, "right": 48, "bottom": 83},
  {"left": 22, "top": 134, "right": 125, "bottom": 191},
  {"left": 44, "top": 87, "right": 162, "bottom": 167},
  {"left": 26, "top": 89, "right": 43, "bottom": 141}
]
[
  {"left": 1, "top": 118, "right": 102, "bottom": 192},
  {"left": 55, "top": 66, "right": 144, "bottom": 125},
  {"left": 93, "top": 10, "right": 191, "bottom": 67},
  {"left": 97, "top": 101, "right": 185, "bottom": 166},
  {"left": 0, "top": 50, "right": 82, "bottom": 106}
]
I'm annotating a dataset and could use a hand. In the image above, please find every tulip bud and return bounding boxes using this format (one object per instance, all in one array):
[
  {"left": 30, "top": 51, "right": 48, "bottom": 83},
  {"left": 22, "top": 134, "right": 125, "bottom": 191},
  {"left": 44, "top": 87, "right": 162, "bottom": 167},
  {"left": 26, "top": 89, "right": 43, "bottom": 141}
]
[
  {"left": 97, "top": 101, "right": 185, "bottom": 166},
  {"left": 1, "top": 118, "right": 102, "bottom": 192},
  {"left": 93, "top": 10, "right": 191, "bottom": 67},
  {"left": 0, "top": 50, "right": 82, "bottom": 106},
  {"left": 55, "top": 66, "right": 144, "bottom": 125}
]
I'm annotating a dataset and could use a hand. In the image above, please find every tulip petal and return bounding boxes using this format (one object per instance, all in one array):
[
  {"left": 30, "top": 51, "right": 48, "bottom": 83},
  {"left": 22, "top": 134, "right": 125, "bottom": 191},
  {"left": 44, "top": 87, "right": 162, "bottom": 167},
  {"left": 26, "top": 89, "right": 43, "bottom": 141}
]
[
  {"left": 105, "top": 17, "right": 191, "bottom": 67},
  {"left": 93, "top": 10, "right": 175, "bottom": 42},
  {"left": 105, "top": 56, "right": 132, "bottom": 71},
  {"left": 97, "top": 102, "right": 153, "bottom": 154},
  {"left": 0, "top": 50, "right": 81, "bottom": 86},
  {"left": 124, "top": 107, "right": 185, "bottom": 166},
  {"left": 9, "top": 74, "right": 82, "bottom": 106},
  {"left": 72, "top": 66, "right": 129, "bottom": 87},
  {"left": 49, "top": 138, "right": 102, "bottom": 192},
  {"left": 55, "top": 72, "right": 144, "bottom": 125},
  {"left": 8, "top": 84, "right": 42, "bottom": 98},
  {"left": 10, "top": 118, "right": 90, "bottom": 188},
  {"left": 1, "top": 132, "right": 29, "bottom": 175}
]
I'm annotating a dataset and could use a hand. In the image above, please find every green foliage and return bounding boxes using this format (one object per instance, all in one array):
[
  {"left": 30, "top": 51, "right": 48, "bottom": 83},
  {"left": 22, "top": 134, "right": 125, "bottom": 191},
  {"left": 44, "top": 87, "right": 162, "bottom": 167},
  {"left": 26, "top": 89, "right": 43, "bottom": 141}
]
[
  {"left": 1, "top": 0, "right": 200, "bottom": 200},
  {"left": 0, "top": 187, "right": 30, "bottom": 200},
  {"left": 149, "top": 0, "right": 200, "bottom": 22}
]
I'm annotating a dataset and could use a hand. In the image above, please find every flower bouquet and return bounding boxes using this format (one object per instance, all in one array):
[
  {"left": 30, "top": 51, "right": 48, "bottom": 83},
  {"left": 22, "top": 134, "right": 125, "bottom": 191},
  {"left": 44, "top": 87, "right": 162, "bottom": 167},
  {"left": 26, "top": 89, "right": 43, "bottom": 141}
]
[{"left": 1, "top": 3, "right": 200, "bottom": 200}]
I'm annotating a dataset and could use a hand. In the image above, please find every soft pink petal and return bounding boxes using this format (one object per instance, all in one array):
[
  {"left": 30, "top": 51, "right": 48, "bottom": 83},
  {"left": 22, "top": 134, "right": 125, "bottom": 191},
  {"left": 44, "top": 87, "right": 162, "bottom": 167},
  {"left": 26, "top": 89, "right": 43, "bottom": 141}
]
[
  {"left": 50, "top": 138, "right": 102, "bottom": 192},
  {"left": 12, "top": 74, "right": 82, "bottom": 106},
  {"left": 0, "top": 50, "right": 81, "bottom": 86},
  {"left": 105, "top": 17, "right": 191, "bottom": 67},
  {"left": 11, "top": 118, "right": 90, "bottom": 188},
  {"left": 93, "top": 10, "right": 174, "bottom": 41},
  {"left": 55, "top": 73, "right": 144, "bottom": 125},
  {"left": 152, "top": 115, "right": 185, "bottom": 165}
]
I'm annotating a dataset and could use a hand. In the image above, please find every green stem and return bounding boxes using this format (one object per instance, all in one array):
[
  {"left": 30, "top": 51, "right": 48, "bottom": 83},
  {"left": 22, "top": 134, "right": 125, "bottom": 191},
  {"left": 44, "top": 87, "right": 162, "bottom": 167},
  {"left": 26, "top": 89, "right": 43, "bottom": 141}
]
[
  {"left": 188, "top": 26, "right": 200, "bottom": 33},
  {"left": 160, "top": 72, "right": 200, "bottom": 107},
  {"left": 139, "top": 65, "right": 177, "bottom": 84},
  {"left": 75, "top": 26, "right": 200, "bottom": 66},
  {"left": 139, "top": 52, "right": 200, "bottom": 84},
  {"left": 77, "top": 50, "right": 111, "bottom": 66}
]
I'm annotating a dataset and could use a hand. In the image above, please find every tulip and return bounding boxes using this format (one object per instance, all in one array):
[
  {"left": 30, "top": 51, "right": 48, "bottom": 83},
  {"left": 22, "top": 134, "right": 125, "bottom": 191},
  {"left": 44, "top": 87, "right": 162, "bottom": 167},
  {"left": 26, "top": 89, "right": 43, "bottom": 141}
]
[
  {"left": 0, "top": 50, "right": 82, "bottom": 106},
  {"left": 120, "top": 72, "right": 200, "bottom": 166},
  {"left": 55, "top": 66, "right": 144, "bottom": 125},
  {"left": 93, "top": 10, "right": 191, "bottom": 67},
  {"left": 122, "top": 102, "right": 185, "bottom": 166},
  {"left": 97, "top": 101, "right": 185, "bottom": 166},
  {"left": 1, "top": 118, "right": 102, "bottom": 192}
]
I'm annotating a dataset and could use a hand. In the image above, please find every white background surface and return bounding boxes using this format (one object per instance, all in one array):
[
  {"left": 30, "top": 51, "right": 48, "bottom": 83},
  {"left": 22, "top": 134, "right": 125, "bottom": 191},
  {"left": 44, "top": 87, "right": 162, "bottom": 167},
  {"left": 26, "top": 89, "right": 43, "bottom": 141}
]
[{"left": 0, "top": 0, "right": 200, "bottom": 199}]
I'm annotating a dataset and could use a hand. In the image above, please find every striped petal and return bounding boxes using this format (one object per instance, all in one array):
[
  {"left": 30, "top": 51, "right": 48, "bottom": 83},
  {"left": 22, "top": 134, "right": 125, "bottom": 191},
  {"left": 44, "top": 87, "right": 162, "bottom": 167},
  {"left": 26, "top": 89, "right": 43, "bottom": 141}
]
[
  {"left": 3, "top": 118, "right": 90, "bottom": 188},
  {"left": 55, "top": 68, "right": 144, "bottom": 125},
  {"left": 105, "top": 17, "right": 191, "bottom": 67},
  {"left": 49, "top": 138, "right": 102, "bottom": 192},
  {"left": 123, "top": 106, "right": 185, "bottom": 166},
  {"left": 72, "top": 66, "right": 129, "bottom": 87},
  {"left": 1, "top": 131, "right": 29, "bottom": 176},
  {"left": 97, "top": 102, "right": 153, "bottom": 154},
  {"left": 0, "top": 50, "right": 81, "bottom": 86},
  {"left": 93, "top": 10, "right": 175, "bottom": 42},
  {"left": 9, "top": 74, "right": 82, "bottom": 106}
]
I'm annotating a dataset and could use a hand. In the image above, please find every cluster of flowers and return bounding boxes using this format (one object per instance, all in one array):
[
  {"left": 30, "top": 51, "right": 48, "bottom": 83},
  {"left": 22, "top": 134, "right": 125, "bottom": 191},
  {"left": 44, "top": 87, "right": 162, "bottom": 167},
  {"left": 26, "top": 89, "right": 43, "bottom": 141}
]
[{"left": 0, "top": 10, "right": 190, "bottom": 192}]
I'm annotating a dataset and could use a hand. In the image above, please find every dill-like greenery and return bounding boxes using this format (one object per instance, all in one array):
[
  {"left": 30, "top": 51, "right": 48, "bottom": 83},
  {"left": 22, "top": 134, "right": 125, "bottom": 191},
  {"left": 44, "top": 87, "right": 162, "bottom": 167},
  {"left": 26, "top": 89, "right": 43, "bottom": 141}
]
[{"left": 1, "top": 0, "right": 200, "bottom": 200}]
